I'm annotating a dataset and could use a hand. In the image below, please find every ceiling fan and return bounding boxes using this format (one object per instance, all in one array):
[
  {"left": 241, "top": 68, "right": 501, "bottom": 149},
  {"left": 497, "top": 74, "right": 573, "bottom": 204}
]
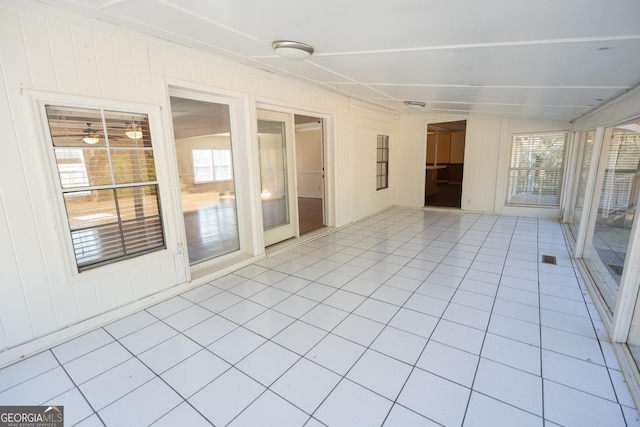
[
  {"left": 81, "top": 123, "right": 101, "bottom": 144},
  {"left": 51, "top": 122, "right": 127, "bottom": 144}
]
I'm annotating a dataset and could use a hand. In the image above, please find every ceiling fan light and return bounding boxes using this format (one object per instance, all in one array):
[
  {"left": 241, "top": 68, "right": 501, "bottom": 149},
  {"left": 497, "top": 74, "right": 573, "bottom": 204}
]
[
  {"left": 125, "top": 122, "right": 143, "bottom": 139},
  {"left": 272, "top": 40, "right": 314, "bottom": 60},
  {"left": 82, "top": 136, "right": 100, "bottom": 144},
  {"left": 125, "top": 130, "right": 143, "bottom": 139},
  {"left": 404, "top": 101, "right": 426, "bottom": 110}
]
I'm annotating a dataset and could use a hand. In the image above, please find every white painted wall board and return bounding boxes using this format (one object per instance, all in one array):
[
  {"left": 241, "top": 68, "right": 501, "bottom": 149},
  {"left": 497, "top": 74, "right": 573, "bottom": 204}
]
[
  {"left": 74, "top": 280, "right": 100, "bottom": 320},
  {"left": 94, "top": 32, "right": 120, "bottom": 99},
  {"left": 462, "top": 118, "right": 501, "bottom": 212},
  {"left": 113, "top": 269, "right": 135, "bottom": 306},
  {"left": 113, "top": 38, "right": 138, "bottom": 102},
  {"left": 0, "top": 189, "right": 34, "bottom": 347},
  {"left": 20, "top": 12, "right": 58, "bottom": 91},
  {"left": 46, "top": 19, "right": 81, "bottom": 94},
  {"left": 94, "top": 275, "right": 119, "bottom": 314},
  {"left": 132, "top": 43, "right": 154, "bottom": 103},
  {"left": 71, "top": 25, "right": 101, "bottom": 97}
]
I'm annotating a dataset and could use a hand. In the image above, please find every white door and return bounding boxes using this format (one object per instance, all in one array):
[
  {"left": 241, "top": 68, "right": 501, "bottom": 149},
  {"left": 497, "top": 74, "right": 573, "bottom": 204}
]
[{"left": 257, "top": 109, "right": 298, "bottom": 246}]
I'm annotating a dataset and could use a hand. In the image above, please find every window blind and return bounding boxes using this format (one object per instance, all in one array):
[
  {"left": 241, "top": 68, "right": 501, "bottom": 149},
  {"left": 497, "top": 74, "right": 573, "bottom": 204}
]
[{"left": 506, "top": 131, "right": 567, "bottom": 206}]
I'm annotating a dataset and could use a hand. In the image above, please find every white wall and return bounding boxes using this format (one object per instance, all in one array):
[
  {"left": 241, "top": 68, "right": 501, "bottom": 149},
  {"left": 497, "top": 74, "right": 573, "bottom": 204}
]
[
  {"left": 496, "top": 119, "right": 572, "bottom": 218},
  {"left": 395, "top": 114, "right": 571, "bottom": 215},
  {"left": 0, "top": 1, "right": 399, "bottom": 363},
  {"left": 350, "top": 105, "right": 399, "bottom": 219}
]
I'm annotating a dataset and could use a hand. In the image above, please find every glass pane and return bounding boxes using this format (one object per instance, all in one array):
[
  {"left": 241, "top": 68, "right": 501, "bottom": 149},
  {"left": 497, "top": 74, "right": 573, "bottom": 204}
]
[
  {"left": 72, "top": 223, "right": 123, "bottom": 267},
  {"left": 570, "top": 130, "right": 596, "bottom": 238},
  {"left": 192, "top": 149, "right": 214, "bottom": 183},
  {"left": 111, "top": 149, "right": 156, "bottom": 184},
  {"left": 506, "top": 169, "right": 564, "bottom": 205},
  {"left": 46, "top": 106, "right": 107, "bottom": 148},
  {"left": 103, "top": 111, "right": 151, "bottom": 149},
  {"left": 64, "top": 189, "right": 118, "bottom": 230},
  {"left": 170, "top": 96, "right": 240, "bottom": 264},
  {"left": 121, "top": 217, "right": 164, "bottom": 255},
  {"left": 506, "top": 132, "right": 567, "bottom": 206},
  {"left": 116, "top": 185, "right": 160, "bottom": 221},
  {"left": 584, "top": 121, "right": 640, "bottom": 312},
  {"left": 259, "top": 119, "right": 289, "bottom": 230}
]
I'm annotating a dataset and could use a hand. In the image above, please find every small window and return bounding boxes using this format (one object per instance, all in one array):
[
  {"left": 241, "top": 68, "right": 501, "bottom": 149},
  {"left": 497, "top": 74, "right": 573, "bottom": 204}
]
[
  {"left": 506, "top": 131, "right": 567, "bottom": 206},
  {"left": 192, "top": 148, "right": 232, "bottom": 183},
  {"left": 45, "top": 105, "right": 165, "bottom": 271},
  {"left": 377, "top": 135, "right": 389, "bottom": 190}
]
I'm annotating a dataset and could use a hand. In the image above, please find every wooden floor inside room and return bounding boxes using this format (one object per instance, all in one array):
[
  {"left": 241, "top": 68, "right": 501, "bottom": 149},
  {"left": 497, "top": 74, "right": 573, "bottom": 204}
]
[
  {"left": 298, "top": 197, "right": 324, "bottom": 235},
  {"left": 425, "top": 183, "right": 462, "bottom": 208}
]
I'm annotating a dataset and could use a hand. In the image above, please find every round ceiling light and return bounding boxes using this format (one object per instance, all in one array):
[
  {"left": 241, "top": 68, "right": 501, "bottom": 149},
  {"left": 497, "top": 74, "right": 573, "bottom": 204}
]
[
  {"left": 272, "top": 40, "right": 314, "bottom": 60},
  {"left": 404, "top": 100, "right": 426, "bottom": 110}
]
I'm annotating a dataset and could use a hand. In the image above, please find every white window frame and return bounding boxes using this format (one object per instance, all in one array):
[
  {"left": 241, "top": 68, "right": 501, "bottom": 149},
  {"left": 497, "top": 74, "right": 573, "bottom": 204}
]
[
  {"left": 31, "top": 92, "right": 169, "bottom": 276},
  {"left": 506, "top": 131, "right": 568, "bottom": 207}
]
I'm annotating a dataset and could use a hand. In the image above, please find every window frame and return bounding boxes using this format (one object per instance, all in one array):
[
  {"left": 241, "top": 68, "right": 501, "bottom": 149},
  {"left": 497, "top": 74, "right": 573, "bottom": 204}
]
[
  {"left": 33, "top": 93, "right": 169, "bottom": 276},
  {"left": 505, "top": 131, "right": 568, "bottom": 207},
  {"left": 376, "top": 134, "right": 389, "bottom": 191}
]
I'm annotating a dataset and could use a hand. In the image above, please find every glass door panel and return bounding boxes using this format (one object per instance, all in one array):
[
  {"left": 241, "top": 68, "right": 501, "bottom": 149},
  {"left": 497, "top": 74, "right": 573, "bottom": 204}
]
[
  {"left": 170, "top": 96, "right": 240, "bottom": 264},
  {"left": 258, "top": 109, "right": 297, "bottom": 246},
  {"left": 570, "top": 130, "right": 596, "bottom": 238},
  {"left": 583, "top": 121, "right": 640, "bottom": 312}
]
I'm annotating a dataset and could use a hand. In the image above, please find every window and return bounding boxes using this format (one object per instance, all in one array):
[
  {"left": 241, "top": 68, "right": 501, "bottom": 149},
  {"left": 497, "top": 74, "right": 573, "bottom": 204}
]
[
  {"left": 506, "top": 131, "right": 567, "bottom": 206},
  {"left": 192, "top": 148, "right": 232, "bottom": 183},
  {"left": 45, "top": 105, "right": 165, "bottom": 271},
  {"left": 377, "top": 135, "right": 389, "bottom": 190}
]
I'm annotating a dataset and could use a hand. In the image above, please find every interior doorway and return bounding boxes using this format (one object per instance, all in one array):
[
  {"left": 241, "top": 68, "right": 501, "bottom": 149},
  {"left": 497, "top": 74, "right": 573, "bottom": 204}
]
[
  {"left": 425, "top": 120, "right": 466, "bottom": 208},
  {"left": 295, "top": 114, "right": 325, "bottom": 235}
]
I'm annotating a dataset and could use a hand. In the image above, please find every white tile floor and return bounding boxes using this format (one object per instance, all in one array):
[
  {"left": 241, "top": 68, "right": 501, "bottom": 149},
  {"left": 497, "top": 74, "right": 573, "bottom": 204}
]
[{"left": 1, "top": 207, "right": 640, "bottom": 426}]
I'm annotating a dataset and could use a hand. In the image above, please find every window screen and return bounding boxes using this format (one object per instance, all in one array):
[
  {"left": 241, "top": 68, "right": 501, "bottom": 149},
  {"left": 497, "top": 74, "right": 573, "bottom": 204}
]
[
  {"left": 506, "top": 131, "right": 567, "bottom": 206},
  {"left": 377, "top": 135, "right": 389, "bottom": 190},
  {"left": 45, "top": 105, "right": 165, "bottom": 271}
]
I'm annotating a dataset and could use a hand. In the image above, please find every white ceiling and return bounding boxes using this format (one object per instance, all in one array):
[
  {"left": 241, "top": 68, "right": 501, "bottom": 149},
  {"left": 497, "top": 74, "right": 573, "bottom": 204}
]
[{"left": 35, "top": 0, "right": 640, "bottom": 121}]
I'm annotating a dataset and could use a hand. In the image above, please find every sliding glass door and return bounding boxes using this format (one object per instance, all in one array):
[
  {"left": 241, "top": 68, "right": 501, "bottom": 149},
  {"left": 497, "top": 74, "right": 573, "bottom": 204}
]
[
  {"left": 170, "top": 95, "right": 240, "bottom": 264},
  {"left": 582, "top": 121, "right": 640, "bottom": 312},
  {"left": 570, "top": 130, "right": 596, "bottom": 239}
]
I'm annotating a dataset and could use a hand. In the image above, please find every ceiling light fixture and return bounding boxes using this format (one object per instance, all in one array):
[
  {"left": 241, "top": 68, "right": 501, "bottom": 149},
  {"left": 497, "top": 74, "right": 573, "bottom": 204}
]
[
  {"left": 404, "top": 101, "right": 426, "bottom": 110},
  {"left": 125, "top": 122, "right": 143, "bottom": 139},
  {"left": 82, "top": 123, "right": 100, "bottom": 144},
  {"left": 272, "top": 40, "right": 314, "bottom": 60},
  {"left": 82, "top": 135, "right": 100, "bottom": 144}
]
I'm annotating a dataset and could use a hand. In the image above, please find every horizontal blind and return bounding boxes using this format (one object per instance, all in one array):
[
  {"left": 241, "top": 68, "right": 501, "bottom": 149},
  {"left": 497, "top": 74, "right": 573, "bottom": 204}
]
[
  {"left": 598, "top": 126, "right": 640, "bottom": 215},
  {"left": 506, "top": 131, "right": 567, "bottom": 206}
]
